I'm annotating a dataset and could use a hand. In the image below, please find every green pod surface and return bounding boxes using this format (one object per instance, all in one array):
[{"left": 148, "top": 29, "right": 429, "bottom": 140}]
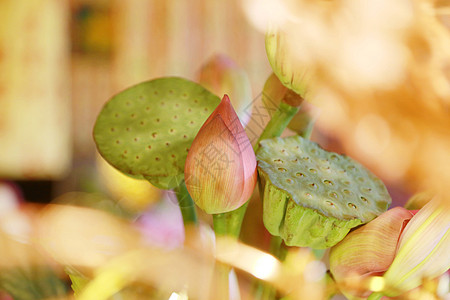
[
  {"left": 257, "top": 135, "right": 391, "bottom": 249},
  {"left": 93, "top": 77, "right": 221, "bottom": 189}
]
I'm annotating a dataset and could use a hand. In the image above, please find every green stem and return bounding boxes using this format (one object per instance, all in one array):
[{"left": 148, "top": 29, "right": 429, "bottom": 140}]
[
  {"left": 254, "top": 102, "right": 300, "bottom": 153},
  {"left": 213, "top": 202, "right": 249, "bottom": 238},
  {"left": 367, "top": 292, "right": 384, "bottom": 300},
  {"left": 211, "top": 203, "right": 248, "bottom": 300},
  {"left": 173, "top": 181, "right": 198, "bottom": 225}
]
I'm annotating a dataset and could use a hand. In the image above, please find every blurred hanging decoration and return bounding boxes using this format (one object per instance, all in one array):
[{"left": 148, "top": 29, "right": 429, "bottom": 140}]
[
  {"left": 242, "top": 0, "right": 450, "bottom": 200},
  {"left": 0, "top": 0, "right": 71, "bottom": 179}
]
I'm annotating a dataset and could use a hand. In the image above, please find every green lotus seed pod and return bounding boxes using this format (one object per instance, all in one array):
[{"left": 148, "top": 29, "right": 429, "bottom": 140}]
[
  {"left": 257, "top": 135, "right": 391, "bottom": 249},
  {"left": 93, "top": 77, "right": 221, "bottom": 189}
]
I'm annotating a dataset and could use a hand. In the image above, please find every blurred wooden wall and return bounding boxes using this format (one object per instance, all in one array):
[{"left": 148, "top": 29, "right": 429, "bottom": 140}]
[{"left": 72, "top": 0, "right": 271, "bottom": 160}]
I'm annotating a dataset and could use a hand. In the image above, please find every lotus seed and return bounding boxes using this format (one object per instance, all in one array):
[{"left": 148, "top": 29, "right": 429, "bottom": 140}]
[
  {"left": 330, "top": 192, "right": 338, "bottom": 199},
  {"left": 278, "top": 168, "right": 287, "bottom": 172},
  {"left": 360, "top": 196, "right": 368, "bottom": 202},
  {"left": 309, "top": 168, "right": 317, "bottom": 174},
  {"left": 152, "top": 133, "right": 157, "bottom": 138},
  {"left": 308, "top": 183, "right": 318, "bottom": 189},
  {"left": 273, "top": 159, "right": 283, "bottom": 163},
  {"left": 286, "top": 179, "right": 293, "bottom": 184},
  {"left": 325, "top": 200, "right": 334, "bottom": 206},
  {"left": 324, "top": 180, "right": 333, "bottom": 186},
  {"left": 348, "top": 203, "right": 357, "bottom": 209},
  {"left": 295, "top": 172, "right": 305, "bottom": 177}
]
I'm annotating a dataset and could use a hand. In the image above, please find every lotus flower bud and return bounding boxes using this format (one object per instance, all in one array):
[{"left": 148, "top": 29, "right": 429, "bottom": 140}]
[
  {"left": 266, "top": 28, "right": 313, "bottom": 99},
  {"left": 196, "top": 54, "right": 253, "bottom": 126},
  {"left": 329, "top": 207, "right": 416, "bottom": 298},
  {"left": 184, "top": 95, "right": 257, "bottom": 214},
  {"left": 382, "top": 199, "right": 450, "bottom": 296}
]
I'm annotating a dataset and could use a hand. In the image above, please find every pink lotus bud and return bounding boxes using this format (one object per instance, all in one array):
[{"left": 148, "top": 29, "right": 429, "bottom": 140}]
[
  {"left": 184, "top": 95, "right": 257, "bottom": 214},
  {"left": 196, "top": 55, "right": 253, "bottom": 126}
]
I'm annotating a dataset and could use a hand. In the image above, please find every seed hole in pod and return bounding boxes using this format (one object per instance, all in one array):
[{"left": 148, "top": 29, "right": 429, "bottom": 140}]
[
  {"left": 188, "top": 108, "right": 192, "bottom": 112},
  {"left": 194, "top": 99, "right": 198, "bottom": 103},
  {"left": 295, "top": 172, "right": 305, "bottom": 177},
  {"left": 325, "top": 200, "right": 334, "bottom": 206},
  {"left": 169, "top": 90, "right": 174, "bottom": 94},
  {"left": 140, "top": 121, "right": 145, "bottom": 125},
  {"left": 152, "top": 132, "right": 157, "bottom": 138},
  {"left": 134, "top": 137, "right": 138, "bottom": 142},
  {"left": 126, "top": 101, "right": 130, "bottom": 106},
  {"left": 190, "top": 121, "right": 195, "bottom": 125},
  {"left": 115, "top": 113, "right": 119, "bottom": 118},
  {"left": 330, "top": 192, "right": 339, "bottom": 199},
  {"left": 286, "top": 179, "right": 293, "bottom": 184},
  {"left": 186, "top": 148, "right": 190, "bottom": 152},
  {"left": 273, "top": 159, "right": 283, "bottom": 163},
  {"left": 160, "top": 102, "right": 165, "bottom": 106},
  {"left": 175, "top": 103, "right": 179, "bottom": 107},
  {"left": 278, "top": 167, "right": 287, "bottom": 172},
  {"left": 156, "top": 118, "right": 160, "bottom": 123},
  {"left": 183, "top": 135, "right": 187, "bottom": 139},
  {"left": 165, "top": 142, "right": 170, "bottom": 146},
  {"left": 136, "top": 156, "right": 140, "bottom": 160},
  {"left": 362, "top": 187, "right": 372, "bottom": 193},
  {"left": 126, "top": 127, "right": 130, "bottom": 132},
  {"left": 148, "top": 145, "right": 152, "bottom": 149},
  {"left": 116, "top": 140, "right": 120, "bottom": 144},
  {"left": 146, "top": 107, "right": 150, "bottom": 111},
  {"left": 131, "top": 113, "right": 136, "bottom": 118},
  {"left": 170, "top": 128, "right": 174, "bottom": 133},
  {"left": 348, "top": 203, "right": 357, "bottom": 209},
  {"left": 183, "top": 93, "right": 187, "bottom": 97},
  {"left": 204, "top": 108, "right": 208, "bottom": 112},
  {"left": 308, "top": 183, "right": 318, "bottom": 189},
  {"left": 330, "top": 154, "right": 339, "bottom": 161},
  {"left": 309, "top": 168, "right": 317, "bottom": 174},
  {"left": 155, "top": 157, "right": 160, "bottom": 161},
  {"left": 343, "top": 189, "right": 351, "bottom": 195},
  {"left": 360, "top": 196, "right": 368, "bottom": 203},
  {"left": 281, "top": 149, "right": 286, "bottom": 153},
  {"left": 110, "top": 128, "right": 115, "bottom": 132},
  {"left": 324, "top": 180, "right": 333, "bottom": 186},
  {"left": 292, "top": 158, "right": 298, "bottom": 163},
  {"left": 305, "top": 193, "right": 313, "bottom": 199},
  {"left": 154, "top": 91, "right": 159, "bottom": 95},
  {"left": 123, "top": 150, "right": 128, "bottom": 154},
  {"left": 171, "top": 154, "right": 176, "bottom": 158}
]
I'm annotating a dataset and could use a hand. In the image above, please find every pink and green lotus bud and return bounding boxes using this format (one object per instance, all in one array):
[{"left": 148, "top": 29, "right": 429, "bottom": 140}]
[
  {"left": 265, "top": 28, "right": 313, "bottom": 99},
  {"left": 197, "top": 54, "right": 253, "bottom": 126},
  {"left": 257, "top": 135, "right": 391, "bottom": 249},
  {"left": 329, "top": 207, "right": 415, "bottom": 298},
  {"left": 382, "top": 199, "right": 450, "bottom": 296},
  {"left": 184, "top": 95, "right": 257, "bottom": 214}
]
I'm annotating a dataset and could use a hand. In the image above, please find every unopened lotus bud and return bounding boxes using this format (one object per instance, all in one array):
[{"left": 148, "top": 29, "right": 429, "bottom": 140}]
[
  {"left": 329, "top": 207, "right": 415, "bottom": 298},
  {"left": 185, "top": 95, "right": 257, "bottom": 214},
  {"left": 256, "top": 135, "right": 391, "bottom": 249},
  {"left": 266, "top": 28, "right": 313, "bottom": 99},
  {"left": 197, "top": 54, "right": 253, "bottom": 126},
  {"left": 383, "top": 199, "right": 450, "bottom": 296}
]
